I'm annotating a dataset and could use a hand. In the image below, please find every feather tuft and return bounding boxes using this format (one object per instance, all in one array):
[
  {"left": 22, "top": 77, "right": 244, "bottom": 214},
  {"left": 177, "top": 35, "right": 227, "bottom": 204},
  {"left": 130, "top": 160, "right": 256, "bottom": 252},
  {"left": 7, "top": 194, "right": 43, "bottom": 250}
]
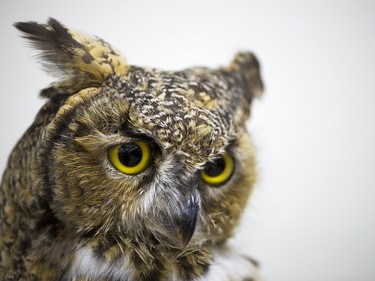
[{"left": 15, "top": 18, "right": 129, "bottom": 98}]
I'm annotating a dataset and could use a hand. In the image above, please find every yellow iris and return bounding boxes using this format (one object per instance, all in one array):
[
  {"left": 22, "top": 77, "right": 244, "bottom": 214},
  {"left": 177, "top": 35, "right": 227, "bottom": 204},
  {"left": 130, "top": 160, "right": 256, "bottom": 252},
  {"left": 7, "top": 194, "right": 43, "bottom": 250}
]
[
  {"left": 108, "top": 141, "right": 151, "bottom": 175},
  {"left": 201, "top": 153, "right": 234, "bottom": 186}
]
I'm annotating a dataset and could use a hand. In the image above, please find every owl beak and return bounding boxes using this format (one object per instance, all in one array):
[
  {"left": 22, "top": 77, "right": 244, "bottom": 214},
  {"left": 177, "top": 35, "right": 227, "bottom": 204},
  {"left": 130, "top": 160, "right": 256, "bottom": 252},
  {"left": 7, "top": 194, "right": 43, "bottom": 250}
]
[{"left": 177, "top": 193, "right": 199, "bottom": 248}]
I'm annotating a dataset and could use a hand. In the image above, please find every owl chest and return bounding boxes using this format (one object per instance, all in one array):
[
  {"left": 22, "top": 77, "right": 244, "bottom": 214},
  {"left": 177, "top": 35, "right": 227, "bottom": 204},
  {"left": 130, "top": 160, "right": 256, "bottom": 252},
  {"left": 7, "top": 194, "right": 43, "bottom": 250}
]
[
  {"left": 68, "top": 246, "right": 180, "bottom": 281},
  {"left": 68, "top": 246, "right": 258, "bottom": 281}
]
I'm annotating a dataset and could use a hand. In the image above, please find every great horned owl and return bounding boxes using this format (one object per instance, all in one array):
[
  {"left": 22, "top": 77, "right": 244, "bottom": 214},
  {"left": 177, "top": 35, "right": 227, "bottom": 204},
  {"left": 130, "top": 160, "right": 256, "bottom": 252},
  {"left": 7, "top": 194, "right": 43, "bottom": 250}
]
[{"left": 0, "top": 18, "right": 263, "bottom": 281}]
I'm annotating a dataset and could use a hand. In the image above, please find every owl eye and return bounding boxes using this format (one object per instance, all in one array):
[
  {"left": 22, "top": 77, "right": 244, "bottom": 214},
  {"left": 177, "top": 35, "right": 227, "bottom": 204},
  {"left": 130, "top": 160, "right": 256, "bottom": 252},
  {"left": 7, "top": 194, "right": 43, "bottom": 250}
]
[
  {"left": 108, "top": 142, "right": 151, "bottom": 175},
  {"left": 201, "top": 153, "right": 235, "bottom": 186}
]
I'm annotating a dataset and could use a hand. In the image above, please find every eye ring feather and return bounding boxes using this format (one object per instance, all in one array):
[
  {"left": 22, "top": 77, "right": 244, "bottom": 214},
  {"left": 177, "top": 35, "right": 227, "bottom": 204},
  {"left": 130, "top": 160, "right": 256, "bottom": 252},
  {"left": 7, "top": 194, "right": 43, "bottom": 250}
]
[
  {"left": 201, "top": 153, "right": 235, "bottom": 187},
  {"left": 108, "top": 141, "right": 151, "bottom": 175}
]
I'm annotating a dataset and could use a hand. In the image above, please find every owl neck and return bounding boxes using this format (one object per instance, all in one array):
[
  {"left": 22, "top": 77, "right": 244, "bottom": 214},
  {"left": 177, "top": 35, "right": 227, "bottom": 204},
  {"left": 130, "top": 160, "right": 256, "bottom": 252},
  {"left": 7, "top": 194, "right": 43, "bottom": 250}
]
[{"left": 65, "top": 233, "right": 213, "bottom": 280}]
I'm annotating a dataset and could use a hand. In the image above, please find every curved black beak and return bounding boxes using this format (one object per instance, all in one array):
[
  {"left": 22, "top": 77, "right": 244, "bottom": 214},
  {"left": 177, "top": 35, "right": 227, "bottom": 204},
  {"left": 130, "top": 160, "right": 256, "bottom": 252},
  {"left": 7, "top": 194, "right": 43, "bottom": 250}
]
[{"left": 177, "top": 193, "right": 199, "bottom": 247}]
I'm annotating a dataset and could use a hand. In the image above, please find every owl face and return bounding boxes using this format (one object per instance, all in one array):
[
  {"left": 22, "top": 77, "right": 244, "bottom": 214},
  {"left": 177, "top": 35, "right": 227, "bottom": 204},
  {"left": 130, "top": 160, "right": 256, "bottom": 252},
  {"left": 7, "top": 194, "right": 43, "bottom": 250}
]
[
  {"left": 16, "top": 19, "right": 262, "bottom": 251},
  {"left": 39, "top": 74, "right": 256, "bottom": 250}
]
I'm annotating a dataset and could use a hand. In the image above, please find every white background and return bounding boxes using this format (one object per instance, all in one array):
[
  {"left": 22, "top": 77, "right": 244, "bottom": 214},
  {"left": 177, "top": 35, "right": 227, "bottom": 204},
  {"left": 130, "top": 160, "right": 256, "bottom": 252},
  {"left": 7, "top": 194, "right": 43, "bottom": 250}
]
[{"left": 1, "top": 1, "right": 374, "bottom": 281}]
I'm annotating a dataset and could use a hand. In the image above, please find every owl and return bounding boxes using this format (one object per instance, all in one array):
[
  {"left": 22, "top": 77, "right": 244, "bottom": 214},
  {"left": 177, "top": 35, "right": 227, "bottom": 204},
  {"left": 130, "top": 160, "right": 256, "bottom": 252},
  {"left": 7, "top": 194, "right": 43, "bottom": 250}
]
[{"left": 0, "top": 18, "right": 263, "bottom": 281}]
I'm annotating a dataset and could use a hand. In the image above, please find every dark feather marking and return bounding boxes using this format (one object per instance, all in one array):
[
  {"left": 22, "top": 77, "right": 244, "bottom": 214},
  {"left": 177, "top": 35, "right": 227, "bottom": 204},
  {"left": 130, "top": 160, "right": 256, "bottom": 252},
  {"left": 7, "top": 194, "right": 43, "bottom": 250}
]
[
  {"left": 37, "top": 92, "right": 101, "bottom": 212},
  {"left": 14, "top": 18, "right": 84, "bottom": 60}
]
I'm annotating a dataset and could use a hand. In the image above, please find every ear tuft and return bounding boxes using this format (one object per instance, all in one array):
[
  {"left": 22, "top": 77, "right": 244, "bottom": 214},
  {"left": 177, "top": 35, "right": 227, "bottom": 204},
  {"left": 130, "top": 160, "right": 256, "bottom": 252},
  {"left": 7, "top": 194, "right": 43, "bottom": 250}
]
[
  {"left": 226, "top": 52, "right": 264, "bottom": 103},
  {"left": 14, "top": 18, "right": 128, "bottom": 98}
]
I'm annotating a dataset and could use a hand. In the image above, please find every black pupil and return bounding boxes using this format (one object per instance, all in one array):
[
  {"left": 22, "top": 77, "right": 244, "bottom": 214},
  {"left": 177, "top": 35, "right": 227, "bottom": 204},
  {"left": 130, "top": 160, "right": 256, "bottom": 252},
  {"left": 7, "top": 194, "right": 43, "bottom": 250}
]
[
  {"left": 205, "top": 157, "right": 225, "bottom": 177},
  {"left": 118, "top": 143, "right": 142, "bottom": 167}
]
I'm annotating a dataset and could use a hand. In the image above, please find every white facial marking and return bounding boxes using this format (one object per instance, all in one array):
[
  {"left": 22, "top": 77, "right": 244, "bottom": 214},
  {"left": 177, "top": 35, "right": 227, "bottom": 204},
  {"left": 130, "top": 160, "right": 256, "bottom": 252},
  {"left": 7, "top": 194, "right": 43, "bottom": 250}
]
[{"left": 68, "top": 246, "right": 134, "bottom": 280}]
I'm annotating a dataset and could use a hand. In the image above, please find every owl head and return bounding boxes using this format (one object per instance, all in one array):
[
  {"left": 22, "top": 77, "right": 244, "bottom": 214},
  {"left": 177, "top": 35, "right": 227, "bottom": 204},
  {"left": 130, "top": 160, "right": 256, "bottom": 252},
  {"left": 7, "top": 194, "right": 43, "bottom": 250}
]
[{"left": 16, "top": 19, "right": 263, "bottom": 252}]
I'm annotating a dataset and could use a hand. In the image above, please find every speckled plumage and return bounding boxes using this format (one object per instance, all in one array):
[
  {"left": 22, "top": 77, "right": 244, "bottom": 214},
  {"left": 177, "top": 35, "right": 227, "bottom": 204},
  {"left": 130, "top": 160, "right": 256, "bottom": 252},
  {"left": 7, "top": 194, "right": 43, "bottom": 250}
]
[{"left": 0, "top": 19, "right": 263, "bottom": 281}]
